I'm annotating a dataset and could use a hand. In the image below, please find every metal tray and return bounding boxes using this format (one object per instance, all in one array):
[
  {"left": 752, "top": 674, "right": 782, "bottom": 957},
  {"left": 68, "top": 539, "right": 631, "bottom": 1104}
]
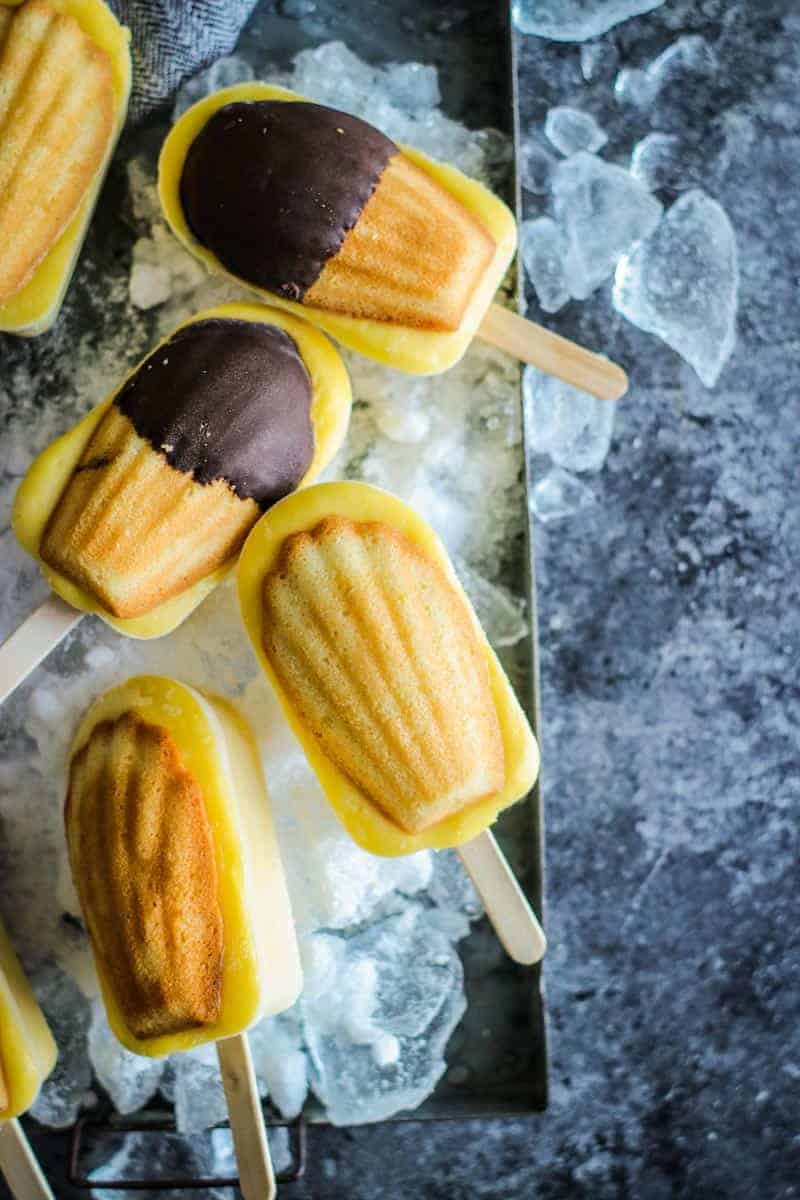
[{"left": 4, "top": 0, "right": 547, "bottom": 1192}]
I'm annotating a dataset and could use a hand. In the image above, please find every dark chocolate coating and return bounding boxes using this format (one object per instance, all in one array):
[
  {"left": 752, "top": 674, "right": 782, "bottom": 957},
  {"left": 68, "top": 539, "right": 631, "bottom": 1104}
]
[
  {"left": 179, "top": 101, "right": 398, "bottom": 299},
  {"left": 115, "top": 319, "right": 314, "bottom": 509}
]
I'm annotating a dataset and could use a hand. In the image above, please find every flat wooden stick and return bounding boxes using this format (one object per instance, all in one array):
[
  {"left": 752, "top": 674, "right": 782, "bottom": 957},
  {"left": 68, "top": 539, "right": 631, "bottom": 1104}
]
[
  {"left": 0, "top": 595, "right": 82, "bottom": 707},
  {"left": 478, "top": 303, "right": 628, "bottom": 402},
  {"left": 0, "top": 1120, "right": 54, "bottom": 1200},
  {"left": 457, "top": 829, "right": 546, "bottom": 965},
  {"left": 217, "top": 1034, "right": 276, "bottom": 1200}
]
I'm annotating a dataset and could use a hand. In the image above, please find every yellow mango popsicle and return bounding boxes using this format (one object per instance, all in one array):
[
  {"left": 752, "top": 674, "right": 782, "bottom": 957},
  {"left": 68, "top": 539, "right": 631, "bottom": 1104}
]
[
  {"left": 158, "top": 83, "right": 517, "bottom": 376},
  {"left": 0, "top": 922, "right": 56, "bottom": 1122},
  {"left": 66, "top": 675, "right": 302, "bottom": 1057},
  {"left": 0, "top": 0, "right": 131, "bottom": 336},
  {"left": 238, "top": 481, "right": 540, "bottom": 857}
]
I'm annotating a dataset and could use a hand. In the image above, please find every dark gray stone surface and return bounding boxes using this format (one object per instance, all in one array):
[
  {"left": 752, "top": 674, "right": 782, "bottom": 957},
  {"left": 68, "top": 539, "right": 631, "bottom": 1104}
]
[{"left": 2, "top": 0, "right": 798, "bottom": 1196}]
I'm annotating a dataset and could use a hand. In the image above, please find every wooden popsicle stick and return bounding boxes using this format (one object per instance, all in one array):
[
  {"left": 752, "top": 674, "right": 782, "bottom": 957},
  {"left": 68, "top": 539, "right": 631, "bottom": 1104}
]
[
  {"left": 217, "top": 1034, "right": 276, "bottom": 1200},
  {"left": 0, "top": 596, "right": 82, "bottom": 707},
  {"left": 0, "top": 1120, "right": 55, "bottom": 1200},
  {"left": 478, "top": 303, "right": 628, "bottom": 402},
  {"left": 457, "top": 829, "right": 546, "bottom": 965}
]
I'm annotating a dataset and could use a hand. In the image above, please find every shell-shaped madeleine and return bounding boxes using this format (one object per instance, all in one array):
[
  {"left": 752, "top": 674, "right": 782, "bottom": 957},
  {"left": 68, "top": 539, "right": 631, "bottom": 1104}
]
[
  {"left": 261, "top": 516, "right": 506, "bottom": 834},
  {"left": 0, "top": 0, "right": 115, "bottom": 304},
  {"left": 306, "top": 153, "right": 496, "bottom": 332},
  {"left": 65, "top": 711, "right": 224, "bottom": 1042},
  {"left": 41, "top": 405, "right": 259, "bottom": 619}
]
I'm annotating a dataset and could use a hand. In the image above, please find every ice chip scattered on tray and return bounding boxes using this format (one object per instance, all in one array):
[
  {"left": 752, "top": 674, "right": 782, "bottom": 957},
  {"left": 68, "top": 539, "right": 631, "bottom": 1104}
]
[
  {"left": 524, "top": 367, "right": 615, "bottom": 473},
  {"left": 88, "top": 1004, "right": 165, "bottom": 1115},
  {"left": 613, "top": 189, "right": 739, "bottom": 387},
  {"left": 614, "top": 36, "right": 718, "bottom": 128},
  {"left": 553, "top": 152, "right": 663, "bottom": 300},
  {"left": 513, "top": 0, "right": 666, "bottom": 41},
  {"left": 530, "top": 468, "right": 596, "bottom": 523},
  {"left": 520, "top": 216, "right": 571, "bottom": 314},
  {"left": 519, "top": 137, "right": 557, "bottom": 195},
  {"left": 302, "top": 908, "right": 467, "bottom": 1125},
  {"left": 544, "top": 107, "right": 607, "bottom": 156}
]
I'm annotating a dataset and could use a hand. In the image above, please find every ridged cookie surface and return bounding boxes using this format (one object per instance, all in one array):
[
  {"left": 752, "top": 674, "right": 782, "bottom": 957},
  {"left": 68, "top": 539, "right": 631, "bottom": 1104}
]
[
  {"left": 66, "top": 712, "right": 224, "bottom": 1042},
  {"left": 0, "top": 0, "right": 114, "bottom": 304},
  {"left": 41, "top": 405, "right": 260, "bottom": 618},
  {"left": 261, "top": 516, "right": 505, "bottom": 833},
  {"left": 306, "top": 153, "right": 495, "bottom": 330}
]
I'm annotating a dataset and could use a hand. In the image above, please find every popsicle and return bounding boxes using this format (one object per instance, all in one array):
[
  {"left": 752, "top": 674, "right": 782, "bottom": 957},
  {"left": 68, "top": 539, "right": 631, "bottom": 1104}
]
[
  {"left": 0, "top": 920, "right": 58, "bottom": 1200},
  {"left": 0, "top": 0, "right": 131, "bottom": 336},
  {"left": 66, "top": 674, "right": 302, "bottom": 1198},
  {"left": 158, "top": 83, "right": 627, "bottom": 398},
  {"left": 1, "top": 303, "right": 351, "bottom": 703},
  {"left": 238, "top": 481, "right": 546, "bottom": 965}
]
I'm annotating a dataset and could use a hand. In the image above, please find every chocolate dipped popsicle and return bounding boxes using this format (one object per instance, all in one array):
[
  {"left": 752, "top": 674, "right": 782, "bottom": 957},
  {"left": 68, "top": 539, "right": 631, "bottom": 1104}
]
[
  {"left": 158, "top": 84, "right": 517, "bottom": 375},
  {"left": 12, "top": 304, "right": 351, "bottom": 637}
]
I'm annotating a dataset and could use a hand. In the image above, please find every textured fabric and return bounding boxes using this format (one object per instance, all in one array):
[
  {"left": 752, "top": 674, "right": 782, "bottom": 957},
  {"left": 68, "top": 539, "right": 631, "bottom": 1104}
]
[{"left": 108, "top": 0, "right": 259, "bottom": 120}]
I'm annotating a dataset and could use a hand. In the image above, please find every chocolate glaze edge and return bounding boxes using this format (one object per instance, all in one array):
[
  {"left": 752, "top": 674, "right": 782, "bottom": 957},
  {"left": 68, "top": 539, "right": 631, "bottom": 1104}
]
[
  {"left": 114, "top": 318, "right": 315, "bottom": 509},
  {"left": 179, "top": 101, "right": 399, "bottom": 299}
]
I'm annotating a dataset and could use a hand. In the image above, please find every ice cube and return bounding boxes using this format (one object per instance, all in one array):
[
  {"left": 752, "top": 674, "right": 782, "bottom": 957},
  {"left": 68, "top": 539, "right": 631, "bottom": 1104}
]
[
  {"left": 523, "top": 367, "right": 616, "bottom": 472},
  {"left": 453, "top": 557, "right": 528, "bottom": 648},
  {"left": 249, "top": 1015, "right": 309, "bottom": 1119},
  {"left": 630, "top": 132, "right": 684, "bottom": 191},
  {"left": 580, "top": 40, "right": 619, "bottom": 82},
  {"left": 303, "top": 908, "right": 466, "bottom": 1125},
  {"left": 519, "top": 138, "right": 557, "bottom": 195},
  {"left": 383, "top": 62, "right": 441, "bottom": 111},
  {"left": 173, "top": 56, "right": 255, "bottom": 120},
  {"left": 629, "top": 131, "right": 730, "bottom": 194},
  {"left": 614, "top": 36, "right": 718, "bottom": 130},
  {"left": 613, "top": 189, "right": 738, "bottom": 387},
  {"left": 173, "top": 1044, "right": 228, "bottom": 1134},
  {"left": 530, "top": 468, "right": 596, "bottom": 522},
  {"left": 519, "top": 217, "right": 570, "bottom": 314},
  {"left": 88, "top": 1003, "right": 165, "bottom": 1115},
  {"left": 544, "top": 107, "right": 607, "bottom": 156},
  {"left": 28, "top": 967, "right": 92, "bottom": 1128},
  {"left": 512, "top": 0, "right": 666, "bottom": 41},
  {"left": 552, "top": 152, "right": 663, "bottom": 299}
]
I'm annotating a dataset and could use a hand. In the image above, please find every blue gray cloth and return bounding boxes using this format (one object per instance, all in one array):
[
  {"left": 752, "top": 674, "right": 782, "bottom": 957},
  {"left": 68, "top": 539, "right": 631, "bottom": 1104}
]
[{"left": 108, "top": 0, "right": 259, "bottom": 120}]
